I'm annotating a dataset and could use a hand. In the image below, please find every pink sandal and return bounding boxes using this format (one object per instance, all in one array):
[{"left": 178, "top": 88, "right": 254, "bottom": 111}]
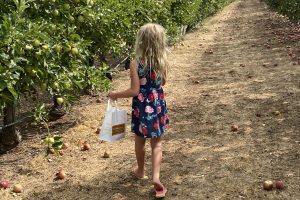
[{"left": 153, "top": 183, "right": 167, "bottom": 198}]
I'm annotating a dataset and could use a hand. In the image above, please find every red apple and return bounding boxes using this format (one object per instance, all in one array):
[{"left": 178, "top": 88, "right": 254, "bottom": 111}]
[
  {"left": 50, "top": 148, "right": 55, "bottom": 154},
  {"left": 0, "top": 180, "right": 10, "bottom": 189},
  {"left": 59, "top": 150, "right": 64, "bottom": 156},
  {"left": 56, "top": 170, "right": 66, "bottom": 180},
  {"left": 82, "top": 143, "right": 91, "bottom": 151},
  {"left": 62, "top": 142, "right": 69, "bottom": 150},
  {"left": 231, "top": 125, "right": 239, "bottom": 132},
  {"left": 275, "top": 180, "right": 284, "bottom": 189}
]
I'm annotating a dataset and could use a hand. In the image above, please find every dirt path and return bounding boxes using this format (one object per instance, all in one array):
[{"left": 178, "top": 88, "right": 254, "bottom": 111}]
[{"left": 1, "top": 0, "right": 300, "bottom": 199}]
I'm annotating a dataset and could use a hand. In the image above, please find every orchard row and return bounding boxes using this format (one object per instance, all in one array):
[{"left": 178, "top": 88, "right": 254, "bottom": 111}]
[{"left": 0, "top": 0, "right": 233, "bottom": 147}]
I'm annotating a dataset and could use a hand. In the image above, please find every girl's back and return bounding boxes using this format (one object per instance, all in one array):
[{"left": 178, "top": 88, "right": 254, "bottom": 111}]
[
  {"left": 137, "top": 59, "right": 163, "bottom": 91},
  {"left": 131, "top": 59, "right": 169, "bottom": 139}
]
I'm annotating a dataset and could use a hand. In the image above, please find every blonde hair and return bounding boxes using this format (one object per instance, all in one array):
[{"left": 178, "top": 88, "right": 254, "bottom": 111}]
[{"left": 134, "top": 23, "right": 169, "bottom": 81}]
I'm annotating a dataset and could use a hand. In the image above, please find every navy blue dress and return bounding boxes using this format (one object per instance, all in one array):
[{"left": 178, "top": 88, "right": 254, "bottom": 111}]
[{"left": 131, "top": 60, "right": 169, "bottom": 138}]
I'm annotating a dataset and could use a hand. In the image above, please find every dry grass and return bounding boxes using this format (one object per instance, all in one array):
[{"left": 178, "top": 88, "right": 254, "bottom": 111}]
[{"left": 1, "top": 0, "right": 300, "bottom": 199}]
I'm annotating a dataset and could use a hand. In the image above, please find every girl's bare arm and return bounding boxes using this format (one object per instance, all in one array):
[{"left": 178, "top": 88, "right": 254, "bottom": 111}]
[{"left": 108, "top": 60, "right": 140, "bottom": 100}]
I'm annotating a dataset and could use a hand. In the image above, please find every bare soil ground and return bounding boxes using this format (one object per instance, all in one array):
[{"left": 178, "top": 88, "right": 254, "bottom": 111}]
[{"left": 1, "top": 0, "right": 300, "bottom": 199}]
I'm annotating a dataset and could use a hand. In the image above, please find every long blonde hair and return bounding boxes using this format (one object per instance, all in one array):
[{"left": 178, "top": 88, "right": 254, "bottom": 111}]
[{"left": 134, "top": 23, "right": 169, "bottom": 81}]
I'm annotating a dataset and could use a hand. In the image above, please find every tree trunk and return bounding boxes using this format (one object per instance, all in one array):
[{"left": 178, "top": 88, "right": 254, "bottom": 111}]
[
  {"left": 0, "top": 103, "right": 20, "bottom": 148},
  {"left": 49, "top": 95, "right": 66, "bottom": 120}
]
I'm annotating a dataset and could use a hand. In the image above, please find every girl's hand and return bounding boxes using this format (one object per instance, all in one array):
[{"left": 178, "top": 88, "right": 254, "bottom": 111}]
[{"left": 108, "top": 92, "right": 118, "bottom": 101}]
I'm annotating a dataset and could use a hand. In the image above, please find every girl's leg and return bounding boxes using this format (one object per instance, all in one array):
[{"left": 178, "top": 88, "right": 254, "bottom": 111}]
[
  {"left": 150, "top": 137, "right": 164, "bottom": 190},
  {"left": 134, "top": 135, "right": 146, "bottom": 177}
]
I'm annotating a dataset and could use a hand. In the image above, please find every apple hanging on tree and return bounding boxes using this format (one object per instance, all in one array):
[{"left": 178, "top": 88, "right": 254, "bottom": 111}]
[
  {"left": 71, "top": 47, "right": 79, "bottom": 56},
  {"left": 56, "top": 97, "right": 64, "bottom": 105},
  {"left": 33, "top": 39, "right": 41, "bottom": 47},
  {"left": 54, "top": 45, "right": 62, "bottom": 53}
]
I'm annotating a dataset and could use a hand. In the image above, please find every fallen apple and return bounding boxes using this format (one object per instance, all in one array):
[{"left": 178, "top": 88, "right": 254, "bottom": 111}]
[
  {"left": 82, "top": 143, "right": 91, "bottom": 151},
  {"left": 103, "top": 152, "right": 109, "bottom": 158},
  {"left": 0, "top": 180, "right": 9, "bottom": 189},
  {"left": 62, "top": 142, "right": 69, "bottom": 150},
  {"left": 50, "top": 148, "right": 55, "bottom": 154},
  {"left": 56, "top": 170, "right": 66, "bottom": 180},
  {"left": 231, "top": 125, "right": 239, "bottom": 132},
  {"left": 59, "top": 150, "right": 64, "bottom": 156},
  {"left": 13, "top": 184, "right": 23, "bottom": 193},
  {"left": 263, "top": 180, "right": 273, "bottom": 190},
  {"left": 275, "top": 180, "right": 284, "bottom": 189}
]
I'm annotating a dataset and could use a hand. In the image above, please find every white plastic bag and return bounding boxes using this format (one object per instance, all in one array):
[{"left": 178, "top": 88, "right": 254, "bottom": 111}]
[{"left": 99, "top": 99, "right": 127, "bottom": 142}]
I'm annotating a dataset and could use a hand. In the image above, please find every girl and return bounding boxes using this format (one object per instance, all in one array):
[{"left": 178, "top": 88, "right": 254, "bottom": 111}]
[{"left": 108, "top": 23, "right": 169, "bottom": 198}]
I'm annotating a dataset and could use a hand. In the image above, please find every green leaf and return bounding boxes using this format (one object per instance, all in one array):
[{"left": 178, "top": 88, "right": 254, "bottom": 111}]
[
  {"left": 7, "top": 85, "right": 18, "bottom": 98},
  {"left": 0, "top": 80, "right": 7, "bottom": 91},
  {"left": 0, "top": 53, "right": 10, "bottom": 60},
  {"left": 70, "top": 33, "right": 81, "bottom": 42},
  {"left": 73, "top": 80, "right": 83, "bottom": 89},
  {"left": 53, "top": 135, "right": 63, "bottom": 141},
  {"left": 52, "top": 141, "right": 63, "bottom": 148}
]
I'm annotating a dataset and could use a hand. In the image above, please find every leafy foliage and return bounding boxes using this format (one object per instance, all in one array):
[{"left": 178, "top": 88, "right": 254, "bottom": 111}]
[
  {"left": 266, "top": 0, "right": 300, "bottom": 21},
  {"left": 0, "top": 0, "right": 232, "bottom": 122}
]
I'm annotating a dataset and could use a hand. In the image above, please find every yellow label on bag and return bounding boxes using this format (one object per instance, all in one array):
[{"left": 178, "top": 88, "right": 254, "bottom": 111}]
[{"left": 112, "top": 124, "right": 126, "bottom": 135}]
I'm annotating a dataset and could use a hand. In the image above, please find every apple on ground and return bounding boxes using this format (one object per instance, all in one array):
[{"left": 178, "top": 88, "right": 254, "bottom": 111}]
[
  {"left": 231, "top": 125, "right": 239, "bottom": 132},
  {"left": 62, "top": 142, "right": 69, "bottom": 149},
  {"left": 82, "top": 143, "right": 91, "bottom": 151},
  {"left": 275, "top": 180, "right": 284, "bottom": 189},
  {"left": 13, "top": 184, "right": 22, "bottom": 193},
  {"left": 59, "top": 150, "right": 64, "bottom": 156},
  {"left": 0, "top": 180, "right": 10, "bottom": 189},
  {"left": 49, "top": 148, "right": 55, "bottom": 154},
  {"left": 56, "top": 170, "right": 66, "bottom": 179},
  {"left": 263, "top": 180, "right": 273, "bottom": 190}
]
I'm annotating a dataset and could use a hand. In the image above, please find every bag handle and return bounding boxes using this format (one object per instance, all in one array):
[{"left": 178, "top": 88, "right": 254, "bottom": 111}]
[{"left": 107, "top": 99, "right": 118, "bottom": 111}]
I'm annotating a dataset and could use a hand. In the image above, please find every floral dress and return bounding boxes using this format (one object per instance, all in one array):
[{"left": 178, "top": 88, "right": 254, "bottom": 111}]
[{"left": 131, "top": 60, "right": 169, "bottom": 138}]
